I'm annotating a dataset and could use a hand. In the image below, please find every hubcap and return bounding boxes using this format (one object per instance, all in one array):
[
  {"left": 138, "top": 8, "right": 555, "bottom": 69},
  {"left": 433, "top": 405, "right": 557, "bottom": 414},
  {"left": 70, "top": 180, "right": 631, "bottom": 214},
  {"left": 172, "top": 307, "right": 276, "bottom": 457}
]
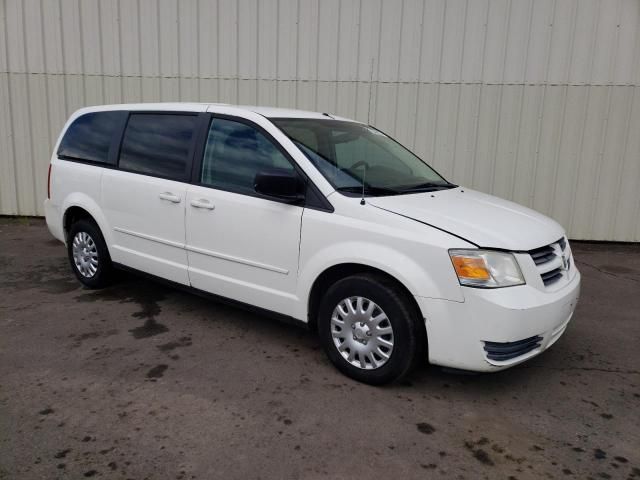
[
  {"left": 72, "top": 231, "right": 99, "bottom": 278},
  {"left": 331, "top": 296, "right": 394, "bottom": 370}
]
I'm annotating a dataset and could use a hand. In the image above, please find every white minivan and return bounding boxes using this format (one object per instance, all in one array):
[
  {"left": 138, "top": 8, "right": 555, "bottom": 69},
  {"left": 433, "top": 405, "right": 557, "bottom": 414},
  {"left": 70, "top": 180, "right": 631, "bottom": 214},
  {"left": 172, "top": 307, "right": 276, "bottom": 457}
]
[{"left": 45, "top": 103, "right": 580, "bottom": 384}]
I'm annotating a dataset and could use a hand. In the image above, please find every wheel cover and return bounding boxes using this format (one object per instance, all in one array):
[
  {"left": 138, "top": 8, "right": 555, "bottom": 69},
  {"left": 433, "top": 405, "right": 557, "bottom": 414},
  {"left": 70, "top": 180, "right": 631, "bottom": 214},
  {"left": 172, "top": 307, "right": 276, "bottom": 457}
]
[
  {"left": 72, "top": 231, "right": 99, "bottom": 278},
  {"left": 331, "top": 296, "right": 394, "bottom": 370}
]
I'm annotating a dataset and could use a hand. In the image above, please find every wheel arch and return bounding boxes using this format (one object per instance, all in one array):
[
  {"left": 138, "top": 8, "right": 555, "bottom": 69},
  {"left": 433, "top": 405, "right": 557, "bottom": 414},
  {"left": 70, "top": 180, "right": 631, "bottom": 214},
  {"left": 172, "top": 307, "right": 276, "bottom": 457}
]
[
  {"left": 61, "top": 194, "right": 112, "bottom": 249},
  {"left": 63, "top": 206, "right": 95, "bottom": 237},
  {"left": 306, "top": 263, "right": 425, "bottom": 339}
]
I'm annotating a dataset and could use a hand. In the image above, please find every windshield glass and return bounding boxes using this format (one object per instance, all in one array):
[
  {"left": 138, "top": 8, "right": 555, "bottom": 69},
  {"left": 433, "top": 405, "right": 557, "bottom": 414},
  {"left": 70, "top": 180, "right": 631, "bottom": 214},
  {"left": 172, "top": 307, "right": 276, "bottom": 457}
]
[{"left": 273, "top": 118, "right": 454, "bottom": 196}]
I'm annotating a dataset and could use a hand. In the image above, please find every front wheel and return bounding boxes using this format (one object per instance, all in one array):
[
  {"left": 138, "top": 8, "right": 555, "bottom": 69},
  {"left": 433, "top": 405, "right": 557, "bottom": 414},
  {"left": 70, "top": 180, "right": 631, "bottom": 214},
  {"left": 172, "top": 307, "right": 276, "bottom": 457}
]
[
  {"left": 318, "top": 273, "right": 423, "bottom": 385},
  {"left": 67, "top": 219, "right": 113, "bottom": 289}
]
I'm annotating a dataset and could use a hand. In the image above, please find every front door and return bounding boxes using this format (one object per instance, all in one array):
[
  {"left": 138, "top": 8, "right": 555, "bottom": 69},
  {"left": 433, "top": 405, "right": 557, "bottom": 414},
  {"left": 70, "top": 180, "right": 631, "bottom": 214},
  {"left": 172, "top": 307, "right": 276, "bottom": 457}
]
[{"left": 185, "top": 116, "right": 303, "bottom": 315}]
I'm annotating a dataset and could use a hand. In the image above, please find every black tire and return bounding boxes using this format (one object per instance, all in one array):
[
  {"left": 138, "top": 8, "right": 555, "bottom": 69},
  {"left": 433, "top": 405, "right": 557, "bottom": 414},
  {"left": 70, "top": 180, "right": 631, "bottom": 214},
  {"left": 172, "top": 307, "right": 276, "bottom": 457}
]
[
  {"left": 317, "top": 273, "right": 424, "bottom": 385},
  {"left": 67, "top": 219, "right": 113, "bottom": 289}
]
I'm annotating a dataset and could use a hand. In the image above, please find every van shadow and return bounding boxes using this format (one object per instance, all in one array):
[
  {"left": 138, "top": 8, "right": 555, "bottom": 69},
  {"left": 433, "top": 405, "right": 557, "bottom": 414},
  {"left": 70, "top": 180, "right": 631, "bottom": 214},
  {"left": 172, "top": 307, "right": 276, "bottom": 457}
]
[
  {"left": 72, "top": 269, "right": 567, "bottom": 394},
  {"left": 74, "top": 270, "right": 318, "bottom": 346}
]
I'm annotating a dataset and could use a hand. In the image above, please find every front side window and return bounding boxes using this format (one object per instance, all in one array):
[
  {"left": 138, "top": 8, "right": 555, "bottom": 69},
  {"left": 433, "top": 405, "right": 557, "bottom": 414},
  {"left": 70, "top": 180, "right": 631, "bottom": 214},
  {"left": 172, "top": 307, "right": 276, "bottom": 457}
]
[
  {"left": 273, "top": 119, "right": 454, "bottom": 196},
  {"left": 118, "top": 113, "right": 198, "bottom": 181},
  {"left": 201, "top": 118, "right": 294, "bottom": 194},
  {"left": 57, "top": 111, "right": 124, "bottom": 164}
]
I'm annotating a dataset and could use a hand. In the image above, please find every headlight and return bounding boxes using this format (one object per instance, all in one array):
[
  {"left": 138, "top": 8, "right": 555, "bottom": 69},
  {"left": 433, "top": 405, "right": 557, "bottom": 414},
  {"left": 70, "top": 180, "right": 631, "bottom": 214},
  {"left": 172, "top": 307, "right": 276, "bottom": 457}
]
[{"left": 449, "top": 249, "right": 525, "bottom": 288}]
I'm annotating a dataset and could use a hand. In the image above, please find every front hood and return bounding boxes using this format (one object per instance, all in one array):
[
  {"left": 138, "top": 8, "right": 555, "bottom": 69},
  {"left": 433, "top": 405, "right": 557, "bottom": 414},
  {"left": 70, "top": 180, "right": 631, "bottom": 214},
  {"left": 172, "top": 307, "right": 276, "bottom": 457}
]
[{"left": 369, "top": 188, "right": 564, "bottom": 251}]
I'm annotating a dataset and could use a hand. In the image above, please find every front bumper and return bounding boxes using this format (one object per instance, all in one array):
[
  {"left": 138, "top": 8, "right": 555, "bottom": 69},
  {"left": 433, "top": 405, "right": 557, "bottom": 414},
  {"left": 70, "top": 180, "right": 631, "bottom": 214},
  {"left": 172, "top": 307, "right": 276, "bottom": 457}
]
[{"left": 416, "top": 268, "right": 581, "bottom": 372}]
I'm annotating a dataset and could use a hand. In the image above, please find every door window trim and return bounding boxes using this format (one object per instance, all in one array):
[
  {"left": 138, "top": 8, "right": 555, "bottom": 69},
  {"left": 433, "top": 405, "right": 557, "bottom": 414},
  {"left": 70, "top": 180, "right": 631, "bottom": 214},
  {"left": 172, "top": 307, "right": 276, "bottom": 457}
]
[
  {"left": 191, "top": 113, "right": 333, "bottom": 212},
  {"left": 114, "top": 111, "right": 209, "bottom": 183}
]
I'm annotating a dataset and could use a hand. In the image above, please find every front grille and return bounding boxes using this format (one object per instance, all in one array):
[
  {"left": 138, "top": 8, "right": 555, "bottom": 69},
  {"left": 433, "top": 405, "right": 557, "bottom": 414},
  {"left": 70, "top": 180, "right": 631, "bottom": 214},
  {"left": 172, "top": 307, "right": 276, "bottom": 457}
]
[
  {"left": 483, "top": 335, "right": 543, "bottom": 361},
  {"left": 541, "top": 267, "right": 563, "bottom": 286},
  {"left": 529, "top": 237, "right": 570, "bottom": 288},
  {"left": 529, "top": 245, "right": 557, "bottom": 265}
]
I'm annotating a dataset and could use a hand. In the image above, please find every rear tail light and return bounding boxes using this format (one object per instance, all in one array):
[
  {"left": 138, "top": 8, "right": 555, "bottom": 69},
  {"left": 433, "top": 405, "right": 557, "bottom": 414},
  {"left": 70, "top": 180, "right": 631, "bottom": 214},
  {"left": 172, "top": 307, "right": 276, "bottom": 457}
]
[{"left": 47, "top": 164, "right": 52, "bottom": 199}]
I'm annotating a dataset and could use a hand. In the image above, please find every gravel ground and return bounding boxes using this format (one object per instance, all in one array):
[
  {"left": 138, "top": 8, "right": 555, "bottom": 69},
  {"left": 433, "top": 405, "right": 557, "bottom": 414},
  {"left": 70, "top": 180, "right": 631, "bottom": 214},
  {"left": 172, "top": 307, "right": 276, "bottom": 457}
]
[{"left": 1, "top": 217, "right": 639, "bottom": 480}]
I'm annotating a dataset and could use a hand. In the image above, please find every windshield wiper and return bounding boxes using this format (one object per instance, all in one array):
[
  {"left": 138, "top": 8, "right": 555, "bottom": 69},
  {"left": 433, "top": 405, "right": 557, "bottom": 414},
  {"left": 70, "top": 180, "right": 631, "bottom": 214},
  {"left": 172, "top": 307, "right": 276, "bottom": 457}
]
[
  {"left": 336, "top": 185, "right": 401, "bottom": 197},
  {"left": 396, "top": 181, "right": 458, "bottom": 193}
]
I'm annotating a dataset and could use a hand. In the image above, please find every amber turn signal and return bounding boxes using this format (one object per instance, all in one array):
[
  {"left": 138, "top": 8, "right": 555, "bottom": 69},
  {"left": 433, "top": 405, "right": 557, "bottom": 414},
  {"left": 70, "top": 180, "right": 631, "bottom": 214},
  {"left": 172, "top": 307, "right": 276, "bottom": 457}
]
[{"left": 451, "top": 255, "right": 491, "bottom": 280}]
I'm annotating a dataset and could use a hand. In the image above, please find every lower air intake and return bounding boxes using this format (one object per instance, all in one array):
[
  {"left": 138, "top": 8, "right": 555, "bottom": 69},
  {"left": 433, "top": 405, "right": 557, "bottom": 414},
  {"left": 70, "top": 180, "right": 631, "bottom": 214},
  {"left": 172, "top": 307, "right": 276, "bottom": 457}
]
[{"left": 483, "top": 335, "right": 543, "bottom": 361}]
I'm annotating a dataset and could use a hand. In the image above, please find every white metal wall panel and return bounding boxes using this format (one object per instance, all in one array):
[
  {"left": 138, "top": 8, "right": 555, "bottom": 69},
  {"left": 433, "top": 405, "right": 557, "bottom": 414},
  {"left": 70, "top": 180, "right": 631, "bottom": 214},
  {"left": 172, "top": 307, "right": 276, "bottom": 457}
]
[{"left": 1, "top": 0, "right": 639, "bottom": 241}]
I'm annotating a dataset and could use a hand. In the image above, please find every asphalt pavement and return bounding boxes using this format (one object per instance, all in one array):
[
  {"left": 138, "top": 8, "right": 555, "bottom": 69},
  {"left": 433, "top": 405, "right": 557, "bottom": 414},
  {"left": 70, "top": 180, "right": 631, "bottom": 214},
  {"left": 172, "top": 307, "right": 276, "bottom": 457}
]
[{"left": 1, "top": 217, "right": 639, "bottom": 479}]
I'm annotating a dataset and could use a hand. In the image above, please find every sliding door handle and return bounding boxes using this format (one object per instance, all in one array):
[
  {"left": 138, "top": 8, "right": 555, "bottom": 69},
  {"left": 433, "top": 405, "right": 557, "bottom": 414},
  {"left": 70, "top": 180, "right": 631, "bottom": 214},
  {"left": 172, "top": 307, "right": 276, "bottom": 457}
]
[
  {"left": 159, "top": 192, "right": 182, "bottom": 203},
  {"left": 190, "top": 198, "right": 215, "bottom": 210}
]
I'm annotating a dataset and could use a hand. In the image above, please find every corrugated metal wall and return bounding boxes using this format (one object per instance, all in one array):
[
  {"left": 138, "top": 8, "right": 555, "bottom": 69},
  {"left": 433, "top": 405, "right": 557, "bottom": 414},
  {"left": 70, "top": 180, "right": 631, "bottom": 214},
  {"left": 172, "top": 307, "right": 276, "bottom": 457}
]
[{"left": 1, "top": 0, "right": 639, "bottom": 241}]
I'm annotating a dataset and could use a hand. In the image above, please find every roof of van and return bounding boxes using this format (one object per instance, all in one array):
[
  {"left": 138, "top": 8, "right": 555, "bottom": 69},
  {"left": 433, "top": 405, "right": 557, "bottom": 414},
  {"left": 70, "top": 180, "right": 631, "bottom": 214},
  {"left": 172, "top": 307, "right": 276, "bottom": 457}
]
[
  {"left": 75, "top": 103, "right": 355, "bottom": 121},
  {"left": 240, "top": 105, "right": 350, "bottom": 120}
]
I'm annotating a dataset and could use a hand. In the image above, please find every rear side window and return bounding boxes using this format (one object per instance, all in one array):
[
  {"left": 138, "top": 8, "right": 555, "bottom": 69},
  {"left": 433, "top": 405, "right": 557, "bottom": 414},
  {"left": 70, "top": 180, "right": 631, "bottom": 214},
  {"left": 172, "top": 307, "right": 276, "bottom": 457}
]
[
  {"left": 57, "top": 111, "right": 123, "bottom": 164},
  {"left": 118, "top": 113, "right": 198, "bottom": 181},
  {"left": 201, "top": 118, "right": 294, "bottom": 194}
]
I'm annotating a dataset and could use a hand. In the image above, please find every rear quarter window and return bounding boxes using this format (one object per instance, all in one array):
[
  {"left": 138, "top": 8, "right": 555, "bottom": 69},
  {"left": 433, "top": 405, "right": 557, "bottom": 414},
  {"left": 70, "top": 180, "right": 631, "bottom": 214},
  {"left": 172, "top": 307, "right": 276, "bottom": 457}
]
[{"left": 57, "top": 111, "right": 124, "bottom": 164}]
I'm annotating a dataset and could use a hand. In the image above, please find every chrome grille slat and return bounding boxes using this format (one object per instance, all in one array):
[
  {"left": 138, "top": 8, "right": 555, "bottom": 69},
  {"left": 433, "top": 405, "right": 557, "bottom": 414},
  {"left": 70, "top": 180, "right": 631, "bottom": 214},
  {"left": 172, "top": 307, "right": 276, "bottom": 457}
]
[
  {"left": 529, "top": 245, "right": 557, "bottom": 265},
  {"left": 537, "top": 255, "right": 564, "bottom": 274},
  {"left": 540, "top": 267, "right": 563, "bottom": 286}
]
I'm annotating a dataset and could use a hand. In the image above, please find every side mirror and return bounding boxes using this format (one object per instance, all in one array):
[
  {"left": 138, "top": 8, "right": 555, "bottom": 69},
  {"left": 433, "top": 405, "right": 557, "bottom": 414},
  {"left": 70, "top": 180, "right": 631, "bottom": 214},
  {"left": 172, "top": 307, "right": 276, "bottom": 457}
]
[{"left": 254, "top": 169, "right": 304, "bottom": 203}]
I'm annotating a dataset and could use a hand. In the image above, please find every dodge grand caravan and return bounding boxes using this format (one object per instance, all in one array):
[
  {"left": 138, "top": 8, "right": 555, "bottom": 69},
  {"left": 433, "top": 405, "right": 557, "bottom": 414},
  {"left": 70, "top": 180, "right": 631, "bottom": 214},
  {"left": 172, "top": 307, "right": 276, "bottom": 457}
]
[{"left": 45, "top": 103, "right": 580, "bottom": 384}]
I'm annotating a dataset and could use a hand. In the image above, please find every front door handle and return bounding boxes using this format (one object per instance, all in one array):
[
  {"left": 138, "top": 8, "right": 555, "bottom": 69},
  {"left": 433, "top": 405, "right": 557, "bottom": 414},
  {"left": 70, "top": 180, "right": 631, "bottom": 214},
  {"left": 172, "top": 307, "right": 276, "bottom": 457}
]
[
  {"left": 190, "top": 198, "right": 215, "bottom": 210},
  {"left": 159, "top": 192, "right": 182, "bottom": 203}
]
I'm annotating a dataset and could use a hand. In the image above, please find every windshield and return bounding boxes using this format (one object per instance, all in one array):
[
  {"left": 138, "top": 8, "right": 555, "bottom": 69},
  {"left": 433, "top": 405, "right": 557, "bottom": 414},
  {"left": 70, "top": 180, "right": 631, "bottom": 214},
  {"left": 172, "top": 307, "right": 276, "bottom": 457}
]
[{"left": 272, "top": 118, "right": 455, "bottom": 196}]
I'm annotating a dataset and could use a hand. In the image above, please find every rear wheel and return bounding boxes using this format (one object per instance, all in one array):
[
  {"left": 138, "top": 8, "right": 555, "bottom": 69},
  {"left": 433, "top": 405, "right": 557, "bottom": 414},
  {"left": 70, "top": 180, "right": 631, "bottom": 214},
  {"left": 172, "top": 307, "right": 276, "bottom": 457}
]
[
  {"left": 67, "top": 219, "right": 113, "bottom": 289},
  {"left": 318, "top": 273, "right": 423, "bottom": 385}
]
